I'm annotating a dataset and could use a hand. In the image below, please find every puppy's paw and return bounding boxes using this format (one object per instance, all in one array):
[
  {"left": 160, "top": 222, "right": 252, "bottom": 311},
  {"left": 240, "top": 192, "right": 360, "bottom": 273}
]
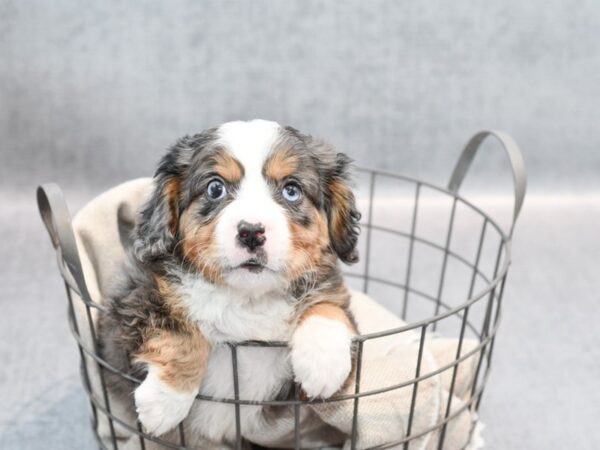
[
  {"left": 291, "top": 316, "right": 353, "bottom": 399},
  {"left": 134, "top": 369, "right": 196, "bottom": 436}
]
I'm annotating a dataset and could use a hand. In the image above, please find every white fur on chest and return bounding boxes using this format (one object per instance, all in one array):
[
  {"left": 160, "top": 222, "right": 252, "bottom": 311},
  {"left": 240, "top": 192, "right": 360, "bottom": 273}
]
[
  {"left": 178, "top": 273, "right": 296, "bottom": 442},
  {"left": 179, "top": 273, "right": 295, "bottom": 343}
]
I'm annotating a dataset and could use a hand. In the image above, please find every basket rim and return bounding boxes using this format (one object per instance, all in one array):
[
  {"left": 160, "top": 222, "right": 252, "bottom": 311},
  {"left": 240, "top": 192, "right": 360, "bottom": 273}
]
[
  {"left": 55, "top": 166, "right": 512, "bottom": 345},
  {"left": 355, "top": 165, "right": 511, "bottom": 242}
]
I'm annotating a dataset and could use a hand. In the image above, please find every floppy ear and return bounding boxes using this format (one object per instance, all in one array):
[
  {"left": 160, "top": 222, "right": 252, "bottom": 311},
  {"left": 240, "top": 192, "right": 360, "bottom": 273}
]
[
  {"left": 295, "top": 130, "right": 361, "bottom": 264},
  {"left": 324, "top": 152, "right": 361, "bottom": 264},
  {"left": 133, "top": 139, "right": 192, "bottom": 262}
]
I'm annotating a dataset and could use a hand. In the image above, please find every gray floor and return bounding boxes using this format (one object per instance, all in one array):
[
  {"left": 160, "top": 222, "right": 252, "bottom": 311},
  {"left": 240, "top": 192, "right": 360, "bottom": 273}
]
[{"left": 1, "top": 188, "right": 599, "bottom": 449}]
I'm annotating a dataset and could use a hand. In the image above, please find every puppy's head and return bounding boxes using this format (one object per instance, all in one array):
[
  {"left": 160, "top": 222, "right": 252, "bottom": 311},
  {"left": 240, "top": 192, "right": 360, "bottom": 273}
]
[{"left": 134, "top": 120, "right": 360, "bottom": 293}]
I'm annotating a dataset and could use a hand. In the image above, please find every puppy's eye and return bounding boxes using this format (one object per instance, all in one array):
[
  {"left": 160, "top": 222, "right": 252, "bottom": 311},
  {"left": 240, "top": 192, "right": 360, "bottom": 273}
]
[
  {"left": 207, "top": 179, "right": 227, "bottom": 201},
  {"left": 282, "top": 182, "right": 302, "bottom": 203}
]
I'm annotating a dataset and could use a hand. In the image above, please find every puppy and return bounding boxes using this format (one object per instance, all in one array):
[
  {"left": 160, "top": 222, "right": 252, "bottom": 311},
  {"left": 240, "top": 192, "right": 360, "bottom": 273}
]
[{"left": 99, "top": 119, "right": 361, "bottom": 446}]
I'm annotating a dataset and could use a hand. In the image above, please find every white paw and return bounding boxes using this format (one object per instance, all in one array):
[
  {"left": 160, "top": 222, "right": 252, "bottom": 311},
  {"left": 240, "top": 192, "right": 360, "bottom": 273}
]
[
  {"left": 291, "top": 316, "right": 353, "bottom": 399},
  {"left": 134, "top": 368, "right": 197, "bottom": 436}
]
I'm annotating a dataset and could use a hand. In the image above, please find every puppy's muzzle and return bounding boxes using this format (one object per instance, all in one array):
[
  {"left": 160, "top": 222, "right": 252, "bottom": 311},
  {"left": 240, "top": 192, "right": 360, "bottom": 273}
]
[{"left": 237, "top": 221, "right": 266, "bottom": 252}]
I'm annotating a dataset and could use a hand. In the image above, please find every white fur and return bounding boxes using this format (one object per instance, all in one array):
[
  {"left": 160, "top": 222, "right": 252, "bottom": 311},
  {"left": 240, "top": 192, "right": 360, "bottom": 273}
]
[
  {"left": 188, "top": 345, "right": 292, "bottom": 443},
  {"left": 134, "top": 366, "right": 198, "bottom": 436},
  {"left": 214, "top": 120, "right": 291, "bottom": 292},
  {"left": 177, "top": 271, "right": 295, "bottom": 442},
  {"left": 178, "top": 272, "right": 294, "bottom": 343},
  {"left": 291, "top": 316, "right": 353, "bottom": 398}
]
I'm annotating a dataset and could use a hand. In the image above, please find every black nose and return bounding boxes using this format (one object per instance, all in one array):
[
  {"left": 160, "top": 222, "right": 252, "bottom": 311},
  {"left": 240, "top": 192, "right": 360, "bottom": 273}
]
[{"left": 237, "top": 221, "right": 266, "bottom": 252}]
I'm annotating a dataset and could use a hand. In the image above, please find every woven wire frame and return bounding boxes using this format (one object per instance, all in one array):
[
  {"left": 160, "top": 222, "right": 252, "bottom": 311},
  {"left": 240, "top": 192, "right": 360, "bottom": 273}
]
[{"left": 38, "top": 132, "right": 525, "bottom": 450}]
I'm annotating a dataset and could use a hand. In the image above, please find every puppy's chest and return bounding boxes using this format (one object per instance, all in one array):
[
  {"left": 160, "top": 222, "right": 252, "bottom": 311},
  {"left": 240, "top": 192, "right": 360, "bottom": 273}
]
[{"left": 178, "top": 275, "right": 296, "bottom": 343}]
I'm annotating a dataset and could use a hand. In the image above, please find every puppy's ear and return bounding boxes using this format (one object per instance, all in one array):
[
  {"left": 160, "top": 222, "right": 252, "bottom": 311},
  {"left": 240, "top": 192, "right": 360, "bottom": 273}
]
[
  {"left": 133, "top": 138, "right": 193, "bottom": 262},
  {"left": 324, "top": 152, "right": 361, "bottom": 264},
  {"left": 304, "top": 136, "right": 361, "bottom": 264}
]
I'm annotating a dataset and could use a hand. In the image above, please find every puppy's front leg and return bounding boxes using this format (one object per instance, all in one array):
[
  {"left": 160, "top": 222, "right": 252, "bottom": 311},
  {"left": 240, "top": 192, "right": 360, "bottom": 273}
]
[
  {"left": 134, "top": 329, "right": 210, "bottom": 436},
  {"left": 291, "top": 303, "right": 356, "bottom": 399}
]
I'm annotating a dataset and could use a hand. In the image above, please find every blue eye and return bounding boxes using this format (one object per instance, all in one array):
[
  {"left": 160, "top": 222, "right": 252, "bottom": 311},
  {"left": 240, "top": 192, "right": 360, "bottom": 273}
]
[
  {"left": 207, "top": 179, "right": 227, "bottom": 200},
  {"left": 282, "top": 182, "right": 302, "bottom": 203}
]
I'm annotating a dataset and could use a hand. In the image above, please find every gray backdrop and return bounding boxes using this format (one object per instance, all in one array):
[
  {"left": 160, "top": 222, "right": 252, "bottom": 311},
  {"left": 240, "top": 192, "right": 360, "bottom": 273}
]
[
  {"left": 1, "top": 0, "right": 599, "bottom": 193},
  {"left": 1, "top": 2, "right": 599, "bottom": 450}
]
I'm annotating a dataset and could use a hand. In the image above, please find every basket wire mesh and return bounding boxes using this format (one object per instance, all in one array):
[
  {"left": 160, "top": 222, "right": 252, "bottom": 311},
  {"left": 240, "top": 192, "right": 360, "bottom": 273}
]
[{"left": 37, "top": 130, "right": 526, "bottom": 450}]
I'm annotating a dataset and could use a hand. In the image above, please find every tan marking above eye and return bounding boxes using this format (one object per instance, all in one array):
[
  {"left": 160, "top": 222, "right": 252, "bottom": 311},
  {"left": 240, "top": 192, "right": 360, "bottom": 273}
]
[
  {"left": 213, "top": 150, "right": 244, "bottom": 183},
  {"left": 264, "top": 147, "right": 299, "bottom": 181}
]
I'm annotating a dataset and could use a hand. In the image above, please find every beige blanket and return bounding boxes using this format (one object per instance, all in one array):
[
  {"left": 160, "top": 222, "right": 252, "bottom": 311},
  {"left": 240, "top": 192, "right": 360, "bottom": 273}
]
[{"left": 68, "top": 179, "right": 484, "bottom": 450}]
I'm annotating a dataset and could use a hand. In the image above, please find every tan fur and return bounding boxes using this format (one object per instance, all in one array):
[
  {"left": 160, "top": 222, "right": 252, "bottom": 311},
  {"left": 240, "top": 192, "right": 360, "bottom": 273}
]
[
  {"left": 154, "top": 276, "right": 190, "bottom": 323},
  {"left": 179, "top": 206, "right": 223, "bottom": 284},
  {"left": 164, "top": 178, "right": 181, "bottom": 235},
  {"left": 329, "top": 178, "right": 353, "bottom": 246},
  {"left": 133, "top": 277, "right": 211, "bottom": 392},
  {"left": 299, "top": 302, "right": 356, "bottom": 333},
  {"left": 135, "top": 327, "right": 210, "bottom": 392},
  {"left": 213, "top": 150, "right": 244, "bottom": 183},
  {"left": 134, "top": 276, "right": 210, "bottom": 392},
  {"left": 287, "top": 210, "right": 329, "bottom": 281},
  {"left": 264, "top": 147, "right": 299, "bottom": 181}
]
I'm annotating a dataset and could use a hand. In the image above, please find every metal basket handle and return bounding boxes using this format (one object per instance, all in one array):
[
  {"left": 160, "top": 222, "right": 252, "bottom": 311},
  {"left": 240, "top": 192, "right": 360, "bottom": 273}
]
[
  {"left": 447, "top": 130, "right": 527, "bottom": 237},
  {"left": 37, "top": 183, "right": 93, "bottom": 303}
]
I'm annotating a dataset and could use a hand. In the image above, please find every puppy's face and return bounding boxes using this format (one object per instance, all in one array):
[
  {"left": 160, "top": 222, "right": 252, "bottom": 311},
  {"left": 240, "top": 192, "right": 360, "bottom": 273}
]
[{"left": 134, "top": 120, "right": 360, "bottom": 294}]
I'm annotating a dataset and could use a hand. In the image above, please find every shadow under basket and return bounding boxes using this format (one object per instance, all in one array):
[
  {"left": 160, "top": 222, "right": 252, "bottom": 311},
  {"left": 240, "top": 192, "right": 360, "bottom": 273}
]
[{"left": 37, "top": 130, "right": 526, "bottom": 450}]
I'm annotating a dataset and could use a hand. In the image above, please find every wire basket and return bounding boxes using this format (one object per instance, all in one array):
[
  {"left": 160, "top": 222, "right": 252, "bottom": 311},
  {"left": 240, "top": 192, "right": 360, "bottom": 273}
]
[{"left": 37, "top": 130, "right": 526, "bottom": 450}]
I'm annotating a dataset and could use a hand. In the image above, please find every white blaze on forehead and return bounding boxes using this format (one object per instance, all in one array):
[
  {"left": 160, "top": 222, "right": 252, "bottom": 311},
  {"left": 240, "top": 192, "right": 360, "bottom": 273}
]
[
  {"left": 215, "top": 119, "right": 283, "bottom": 222},
  {"left": 213, "top": 119, "right": 291, "bottom": 288},
  {"left": 216, "top": 119, "right": 281, "bottom": 171}
]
